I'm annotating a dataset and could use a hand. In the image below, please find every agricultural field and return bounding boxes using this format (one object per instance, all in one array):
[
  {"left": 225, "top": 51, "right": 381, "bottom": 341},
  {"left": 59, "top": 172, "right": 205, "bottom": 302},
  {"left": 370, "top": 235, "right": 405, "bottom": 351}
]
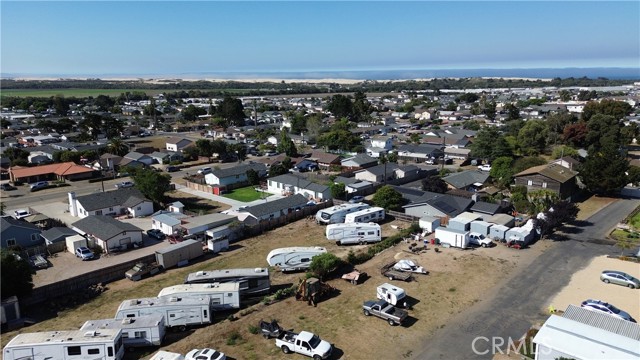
[
  {"left": 2, "top": 219, "right": 550, "bottom": 359},
  {"left": 0, "top": 88, "right": 250, "bottom": 98}
]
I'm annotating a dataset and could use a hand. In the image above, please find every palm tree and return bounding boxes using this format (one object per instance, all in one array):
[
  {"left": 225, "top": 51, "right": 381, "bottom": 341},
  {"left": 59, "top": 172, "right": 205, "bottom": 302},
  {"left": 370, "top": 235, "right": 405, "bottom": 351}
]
[{"left": 107, "top": 138, "right": 129, "bottom": 157}]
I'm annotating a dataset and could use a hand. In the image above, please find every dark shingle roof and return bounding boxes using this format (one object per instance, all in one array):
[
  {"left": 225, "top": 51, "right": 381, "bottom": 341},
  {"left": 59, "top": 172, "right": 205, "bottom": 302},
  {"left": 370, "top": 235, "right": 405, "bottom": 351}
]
[
  {"left": 442, "top": 170, "right": 490, "bottom": 189},
  {"left": 75, "top": 188, "right": 149, "bottom": 212},
  {"left": 210, "top": 162, "right": 267, "bottom": 179},
  {"left": 41, "top": 227, "right": 78, "bottom": 243},
  {"left": 71, "top": 215, "right": 142, "bottom": 241},
  {"left": 1, "top": 217, "right": 40, "bottom": 231},
  {"left": 402, "top": 192, "right": 473, "bottom": 217},
  {"left": 470, "top": 201, "right": 501, "bottom": 215},
  {"left": 245, "top": 194, "right": 309, "bottom": 218}
]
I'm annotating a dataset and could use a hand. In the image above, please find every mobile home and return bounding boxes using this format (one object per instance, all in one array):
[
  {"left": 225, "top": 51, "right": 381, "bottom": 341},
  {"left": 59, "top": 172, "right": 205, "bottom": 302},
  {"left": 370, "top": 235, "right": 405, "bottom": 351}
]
[
  {"left": 266, "top": 246, "right": 327, "bottom": 272},
  {"left": 114, "top": 296, "right": 211, "bottom": 330},
  {"left": 2, "top": 329, "right": 125, "bottom": 360},
  {"left": 157, "top": 283, "right": 240, "bottom": 310},
  {"left": 80, "top": 315, "right": 165, "bottom": 349},
  {"left": 325, "top": 223, "right": 382, "bottom": 245},
  {"left": 315, "top": 203, "right": 370, "bottom": 225},
  {"left": 184, "top": 268, "right": 271, "bottom": 297},
  {"left": 344, "top": 207, "right": 385, "bottom": 224}
]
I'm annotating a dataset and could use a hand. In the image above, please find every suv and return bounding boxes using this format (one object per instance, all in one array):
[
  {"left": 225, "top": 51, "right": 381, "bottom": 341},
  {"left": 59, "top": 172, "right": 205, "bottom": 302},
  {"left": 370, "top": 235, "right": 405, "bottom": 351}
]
[
  {"left": 14, "top": 209, "right": 31, "bottom": 220},
  {"left": 115, "top": 181, "right": 134, "bottom": 189},
  {"left": 197, "top": 167, "right": 212, "bottom": 175},
  {"left": 600, "top": 270, "right": 640, "bottom": 289},
  {"left": 75, "top": 247, "right": 94, "bottom": 261},
  {"left": 30, "top": 181, "right": 49, "bottom": 191},
  {"left": 580, "top": 299, "right": 636, "bottom": 322},
  {"left": 0, "top": 183, "right": 16, "bottom": 191},
  {"left": 165, "top": 165, "right": 179, "bottom": 172}
]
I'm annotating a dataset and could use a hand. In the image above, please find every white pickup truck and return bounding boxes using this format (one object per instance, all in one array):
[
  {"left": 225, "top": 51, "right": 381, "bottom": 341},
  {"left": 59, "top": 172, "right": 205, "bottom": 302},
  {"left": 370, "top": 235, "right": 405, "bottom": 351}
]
[
  {"left": 275, "top": 331, "right": 333, "bottom": 360},
  {"left": 469, "top": 232, "right": 493, "bottom": 247}
]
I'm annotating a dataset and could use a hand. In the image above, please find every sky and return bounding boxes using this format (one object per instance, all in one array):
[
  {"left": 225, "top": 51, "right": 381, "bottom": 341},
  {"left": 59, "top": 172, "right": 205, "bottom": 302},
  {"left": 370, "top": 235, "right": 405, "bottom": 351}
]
[{"left": 1, "top": 1, "right": 639, "bottom": 76}]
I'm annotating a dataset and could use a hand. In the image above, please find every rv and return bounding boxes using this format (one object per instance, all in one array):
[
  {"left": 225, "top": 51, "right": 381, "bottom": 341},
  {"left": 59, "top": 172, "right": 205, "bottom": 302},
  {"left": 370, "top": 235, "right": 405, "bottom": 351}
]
[
  {"left": 315, "top": 203, "right": 370, "bottom": 225},
  {"left": 184, "top": 268, "right": 271, "bottom": 297},
  {"left": 2, "top": 329, "right": 125, "bottom": 360},
  {"left": 344, "top": 207, "right": 385, "bottom": 224},
  {"left": 149, "top": 350, "right": 185, "bottom": 360},
  {"left": 114, "top": 296, "right": 212, "bottom": 331},
  {"left": 80, "top": 315, "right": 165, "bottom": 349},
  {"left": 376, "top": 283, "right": 406, "bottom": 307},
  {"left": 325, "top": 223, "right": 382, "bottom": 245},
  {"left": 266, "top": 246, "right": 327, "bottom": 272},
  {"left": 157, "top": 283, "right": 240, "bottom": 310}
]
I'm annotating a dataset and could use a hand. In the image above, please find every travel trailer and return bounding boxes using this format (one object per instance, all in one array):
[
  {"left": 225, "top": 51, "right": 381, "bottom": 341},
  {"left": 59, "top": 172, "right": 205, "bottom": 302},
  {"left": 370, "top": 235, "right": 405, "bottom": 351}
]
[
  {"left": 2, "top": 329, "right": 125, "bottom": 360},
  {"left": 344, "top": 207, "right": 385, "bottom": 224},
  {"left": 149, "top": 350, "right": 185, "bottom": 360},
  {"left": 184, "top": 268, "right": 271, "bottom": 297},
  {"left": 80, "top": 315, "right": 165, "bottom": 349},
  {"left": 376, "top": 283, "right": 407, "bottom": 307},
  {"left": 266, "top": 246, "right": 327, "bottom": 272},
  {"left": 157, "top": 283, "right": 240, "bottom": 310},
  {"left": 325, "top": 222, "right": 382, "bottom": 245},
  {"left": 114, "top": 296, "right": 212, "bottom": 331},
  {"left": 315, "top": 203, "right": 370, "bottom": 225}
]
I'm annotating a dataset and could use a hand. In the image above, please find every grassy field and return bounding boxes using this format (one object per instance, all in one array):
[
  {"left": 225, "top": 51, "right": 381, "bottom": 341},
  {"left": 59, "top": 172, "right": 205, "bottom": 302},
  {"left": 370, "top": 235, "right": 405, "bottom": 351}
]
[
  {"left": 1, "top": 88, "right": 251, "bottom": 98},
  {"left": 223, "top": 186, "right": 264, "bottom": 202}
]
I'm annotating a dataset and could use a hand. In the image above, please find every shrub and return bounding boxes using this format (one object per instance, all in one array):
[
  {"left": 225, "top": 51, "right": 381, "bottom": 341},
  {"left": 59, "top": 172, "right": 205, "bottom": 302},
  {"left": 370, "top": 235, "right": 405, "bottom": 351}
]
[
  {"left": 226, "top": 331, "right": 242, "bottom": 345},
  {"left": 248, "top": 325, "right": 259, "bottom": 335}
]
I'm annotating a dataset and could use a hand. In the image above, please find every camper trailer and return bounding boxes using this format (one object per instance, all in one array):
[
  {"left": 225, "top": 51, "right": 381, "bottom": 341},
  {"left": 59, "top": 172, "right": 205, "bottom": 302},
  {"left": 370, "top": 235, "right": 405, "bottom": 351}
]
[
  {"left": 344, "top": 207, "right": 385, "bottom": 224},
  {"left": 184, "top": 268, "right": 271, "bottom": 297},
  {"left": 80, "top": 315, "right": 165, "bottom": 349},
  {"left": 376, "top": 283, "right": 407, "bottom": 307},
  {"left": 114, "top": 296, "right": 212, "bottom": 331},
  {"left": 325, "top": 223, "right": 382, "bottom": 245},
  {"left": 435, "top": 227, "right": 470, "bottom": 248},
  {"left": 157, "top": 283, "right": 240, "bottom": 310},
  {"left": 2, "top": 329, "right": 125, "bottom": 360},
  {"left": 315, "top": 203, "right": 370, "bottom": 225},
  {"left": 266, "top": 246, "right": 327, "bottom": 272}
]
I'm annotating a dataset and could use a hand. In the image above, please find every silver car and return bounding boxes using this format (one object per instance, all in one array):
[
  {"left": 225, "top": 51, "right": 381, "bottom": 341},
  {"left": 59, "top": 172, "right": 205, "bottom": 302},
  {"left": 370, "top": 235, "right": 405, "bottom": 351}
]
[
  {"left": 580, "top": 299, "right": 636, "bottom": 322},
  {"left": 600, "top": 270, "right": 640, "bottom": 289}
]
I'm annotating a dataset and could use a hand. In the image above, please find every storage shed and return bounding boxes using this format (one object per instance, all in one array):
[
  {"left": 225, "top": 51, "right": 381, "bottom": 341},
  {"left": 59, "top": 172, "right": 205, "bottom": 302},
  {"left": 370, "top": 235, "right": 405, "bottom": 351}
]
[
  {"left": 418, "top": 216, "right": 441, "bottom": 233},
  {"left": 489, "top": 224, "right": 509, "bottom": 241},
  {"left": 470, "top": 220, "right": 493, "bottom": 236},
  {"left": 447, "top": 217, "right": 474, "bottom": 232}
]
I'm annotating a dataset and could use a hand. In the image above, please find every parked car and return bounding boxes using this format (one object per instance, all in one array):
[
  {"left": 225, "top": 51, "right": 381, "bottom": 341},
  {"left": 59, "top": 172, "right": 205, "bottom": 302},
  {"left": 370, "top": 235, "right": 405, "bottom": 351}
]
[
  {"left": 13, "top": 209, "right": 31, "bottom": 220},
  {"left": 165, "top": 165, "right": 179, "bottom": 172},
  {"left": 29, "top": 181, "right": 49, "bottom": 191},
  {"left": 185, "top": 348, "right": 226, "bottom": 360},
  {"left": 197, "top": 167, "right": 212, "bottom": 175},
  {"left": 600, "top": 270, "right": 640, "bottom": 289},
  {"left": 115, "top": 181, "right": 134, "bottom": 189},
  {"left": 580, "top": 299, "right": 636, "bottom": 322},
  {"left": 0, "top": 183, "right": 16, "bottom": 191},
  {"left": 147, "top": 229, "right": 166, "bottom": 240},
  {"left": 349, "top": 196, "right": 365, "bottom": 203},
  {"left": 75, "top": 247, "right": 94, "bottom": 261},
  {"left": 125, "top": 262, "right": 162, "bottom": 281},
  {"left": 478, "top": 164, "right": 492, "bottom": 171}
]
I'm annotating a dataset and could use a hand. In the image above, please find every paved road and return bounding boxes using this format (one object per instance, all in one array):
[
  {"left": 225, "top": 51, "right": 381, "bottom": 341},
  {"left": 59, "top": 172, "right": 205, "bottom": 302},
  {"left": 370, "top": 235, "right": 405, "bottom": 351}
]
[{"left": 414, "top": 197, "right": 639, "bottom": 359}]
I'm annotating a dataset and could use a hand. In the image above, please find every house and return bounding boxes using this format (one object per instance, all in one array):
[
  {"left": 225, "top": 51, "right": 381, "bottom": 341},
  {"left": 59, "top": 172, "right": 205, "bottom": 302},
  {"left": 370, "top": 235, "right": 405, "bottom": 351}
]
[
  {"left": 533, "top": 304, "right": 640, "bottom": 360},
  {"left": 40, "top": 227, "right": 78, "bottom": 252},
  {"left": 0, "top": 217, "right": 43, "bottom": 249},
  {"left": 395, "top": 144, "right": 444, "bottom": 163},
  {"left": 513, "top": 163, "right": 579, "bottom": 200},
  {"left": 71, "top": 215, "right": 143, "bottom": 254},
  {"left": 550, "top": 156, "right": 581, "bottom": 171},
  {"left": 341, "top": 154, "right": 378, "bottom": 171},
  {"left": 68, "top": 188, "right": 154, "bottom": 218},
  {"left": 443, "top": 147, "right": 472, "bottom": 160},
  {"left": 165, "top": 137, "right": 193, "bottom": 152},
  {"left": 442, "top": 170, "right": 491, "bottom": 191},
  {"left": 402, "top": 192, "right": 473, "bottom": 219},
  {"left": 204, "top": 162, "right": 268, "bottom": 186},
  {"left": 123, "top": 151, "right": 154, "bottom": 166},
  {"left": 9, "top": 162, "right": 95, "bottom": 183},
  {"left": 239, "top": 194, "right": 310, "bottom": 225},
  {"left": 469, "top": 201, "right": 502, "bottom": 216},
  {"left": 354, "top": 163, "right": 422, "bottom": 184},
  {"left": 149, "top": 151, "right": 184, "bottom": 165},
  {"left": 179, "top": 213, "right": 237, "bottom": 239},
  {"left": 92, "top": 153, "right": 124, "bottom": 172},
  {"left": 309, "top": 150, "right": 341, "bottom": 169},
  {"left": 334, "top": 176, "right": 374, "bottom": 194},
  {"left": 151, "top": 210, "right": 190, "bottom": 235},
  {"left": 370, "top": 136, "right": 393, "bottom": 150},
  {"left": 267, "top": 173, "right": 331, "bottom": 200}
]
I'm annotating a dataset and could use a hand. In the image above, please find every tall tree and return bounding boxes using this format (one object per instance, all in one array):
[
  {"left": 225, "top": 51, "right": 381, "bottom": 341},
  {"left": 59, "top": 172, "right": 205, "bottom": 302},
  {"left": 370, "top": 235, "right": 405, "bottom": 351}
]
[
  {"left": 102, "top": 116, "right": 124, "bottom": 139},
  {"left": 130, "top": 167, "right": 172, "bottom": 205},
  {"left": 562, "top": 122, "right": 588, "bottom": 147},
  {"left": 517, "top": 120, "right": 549, "bottom": 155},
  {"left": 490, "top": 156, "right": 515, "bottom": 189},
  {"left": 1, "top": 249, "right": 35, "bottom": 299},
  {"left": 330, "top": 182, "right": 346, "bottom": 200},
  {"left": 216, "top": 95, "right": 245, "bottom": 126},
  {"left": 579, "top": 143, "right": 629, "bottom": 195},
  {"left": 352, "top": 91, "right": 372, "bottom": 122},
  {"left": 470, "top": 127, "right": 513, "bottom": 160},
  {"left": 276, "top": 129, "right": 297, "bottom": 157},
  {"left": 372, "top": 185, "right": 403, "bottom": 210},
  {"left": 107, "top": 138, "right": 129, "bottom": 156},
  {"left": 585, "top": 114, "right": 621, "bottom": 151},
  {"left": 326, "top": 94, "right": 353, "bottom": 120},
  {"left": 421, "top": 175, "right": 448, "bottom": 193},
  {"left": 582, "top": 99, "right": 632, "bottom": 121},
  {"left": 195, "top": 139, "right": 214, "bottom": 157}
]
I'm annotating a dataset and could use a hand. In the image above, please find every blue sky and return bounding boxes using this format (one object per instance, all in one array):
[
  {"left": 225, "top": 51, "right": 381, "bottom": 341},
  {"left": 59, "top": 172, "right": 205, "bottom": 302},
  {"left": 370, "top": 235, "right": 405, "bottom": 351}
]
[{"left": 1, "top": 1, "right": 638, "bottom": 76}]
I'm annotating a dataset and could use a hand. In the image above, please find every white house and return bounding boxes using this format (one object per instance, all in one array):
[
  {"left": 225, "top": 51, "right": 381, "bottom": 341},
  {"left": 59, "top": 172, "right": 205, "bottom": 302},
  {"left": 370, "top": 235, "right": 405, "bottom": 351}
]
[
  {"left": 71, "top": 215, "right": 144, "bottom": 254},
  {"left": 165, "top": 137, "right": 193, "bottom": 152},
  {"left": 204, "top": 162, "right": 267, "bottom": 186},
  {"left": 151, "top": 210, "right": 189, "bottom": 235},
  {"left": 370, "top": 136, "right": 393, "bottom": 150},
  {"left": 267, "top": 173, "right": 331, "bottom": 200},
  {"left": 68, "top": 189, "right": 154, "bottom": 218}
]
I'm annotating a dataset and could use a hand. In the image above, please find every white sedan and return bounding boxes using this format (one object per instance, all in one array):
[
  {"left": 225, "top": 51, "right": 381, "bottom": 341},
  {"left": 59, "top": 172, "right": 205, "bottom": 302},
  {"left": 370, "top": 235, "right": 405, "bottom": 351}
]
[
  {"left": 115, "top": 181, "right": 134, "bottom": 189},
  {"left": 185, "top": 348, "right": 226, "bottom": 360},
  {"left": 478, "top": 164, "right": 492, "bottom": 171}
]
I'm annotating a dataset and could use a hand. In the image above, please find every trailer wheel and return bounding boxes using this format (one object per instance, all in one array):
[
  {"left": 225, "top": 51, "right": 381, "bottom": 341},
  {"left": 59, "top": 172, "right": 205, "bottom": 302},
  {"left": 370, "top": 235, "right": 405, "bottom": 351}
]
[
  {"left": 282, "top": 345, "right": 291, "bottom": 354},
  {"left": 178, "top": 325, "right": 187, "bottom": 332}
]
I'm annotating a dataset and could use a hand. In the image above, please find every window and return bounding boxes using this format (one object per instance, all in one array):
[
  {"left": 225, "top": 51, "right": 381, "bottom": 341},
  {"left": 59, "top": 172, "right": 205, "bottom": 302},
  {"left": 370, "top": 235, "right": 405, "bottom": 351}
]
[
  {"left": 122, "top": 332, "right": 129, "bottom": 338},
  {"left": 96, "top": 210, "right": 103, "bottom": 215},
  {"left": 170, "top": 314, "right": 175, "bottom": 318},
  {"left": 108, "top": 347, "right": 113, "bottom": 357},
  {"left": 109, "top": 207, "right": 113, "bottom": 211},
  {"left": 88, "top": 348, "right": 100, "bottom": 355},
  {"left": 542, "top": 182, "right": 547, "bottom": 188},
  {"left": 358, "top": 232, "right": 365, "bottom": 236},
  {"left": 6, "top": 239, "right": 16, "bottom": 247},
  {"left": 31, "top": 233, "right": 40, "bottom": 242},
  {"left": 368, "top": 231, "right": 374, "bottom": 235},
  {"left": 211, "top": 298, "right": 221, "bottom": 305},
  {"left": 204, "top": 310, "right": 208, "bottom": 318},
  {"left": 134, "top": 331, "right": 147, "bottom": 339},
  {"left": 527, "top": 180, "right": 533, "bottom": 186},
  {"left": 235, "top": 175, "right": 239, "bottom": 179},
  {"left": 301, "top": 258, "right": 310, "bottom": 263},
  {"left": 126, "top": 314, "right": 135, "bottom": 318},
  {"left": 67, "top": 346, "right": 81, "bottom": 356},
  {"left": 137, "top": 206, "right": 141, "bottom": 210}
]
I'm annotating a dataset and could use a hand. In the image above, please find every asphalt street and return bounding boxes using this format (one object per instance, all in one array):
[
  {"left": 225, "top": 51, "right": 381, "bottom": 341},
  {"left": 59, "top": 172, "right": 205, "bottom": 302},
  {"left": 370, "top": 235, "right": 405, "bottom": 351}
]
[{"left": 414, "top": 197, "right": 639, "bottom": 359}]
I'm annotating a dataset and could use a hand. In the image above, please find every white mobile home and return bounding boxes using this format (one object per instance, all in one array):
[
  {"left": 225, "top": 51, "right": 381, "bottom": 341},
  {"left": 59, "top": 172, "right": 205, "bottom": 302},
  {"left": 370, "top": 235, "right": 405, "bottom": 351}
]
[
  {"left": 315, "top": 203, "right": 370, "bottom": 225},
  {"left": 325, "top": 222, "right": 381, "bottom": 245},
  {"left": 80, "top": 315, "right": 165, "bottom": 349},
  {"left": 114, "top": 296, "right": 211, "bottom": 331},
  {"left": 184, "top": 268, "right": 271, "bottom": 297},
  {"left": 2, "top": 329, "right": 125, "bottom": 360},
  {"left": 157, "top": 283, "right": 240, "bottom": 310},
  {"left": 344, "top": 207, "right": 385, "bottom": 224},
  {"left": 266, "top": 246, "right": 327, "bottom": 272}
]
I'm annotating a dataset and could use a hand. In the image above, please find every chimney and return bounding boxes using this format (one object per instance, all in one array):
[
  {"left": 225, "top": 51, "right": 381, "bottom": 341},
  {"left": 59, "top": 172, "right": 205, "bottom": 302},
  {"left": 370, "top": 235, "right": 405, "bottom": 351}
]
[{"left": 68, "top": 192, "right": 78, "bottom": 217}]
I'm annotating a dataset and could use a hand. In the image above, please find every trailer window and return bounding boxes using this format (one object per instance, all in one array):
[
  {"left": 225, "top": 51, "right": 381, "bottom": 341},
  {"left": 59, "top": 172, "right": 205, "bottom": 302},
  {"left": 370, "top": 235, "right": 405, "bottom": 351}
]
[
  {"left": 108, "top": 347, "right": 114, "bottom": 357},
  {"left": 368, "top": 231, "right": 374, "bottom": 235},
  {"left": 134, "top": 331, "right": 147, "bottom": 339},
  {"left": 88, "top": 348, "right": 100, "bottom": 355},
  {"left": 67, "top": 346, "right": 81, "bottom": 356},
  {"left": 122, "top": 332, "right": 129, "bottom": 338},
  {"left": 204, "top": 310, "right": 208, "bottom": 318},
  {"left": 301, "top": 258, "right": 310, "bottom": 262},
  {"left": 126, "top": 314, "right": 135, "bottom": 318}
]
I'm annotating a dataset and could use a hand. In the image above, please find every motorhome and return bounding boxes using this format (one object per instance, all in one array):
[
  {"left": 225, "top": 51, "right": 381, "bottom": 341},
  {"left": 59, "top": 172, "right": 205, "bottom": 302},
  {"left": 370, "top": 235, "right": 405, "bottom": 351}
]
[
  {"left": 315, "top": 203, "right": 370, "bottom": 225},
  {"left": 114, "top": 296, "right": 212, "bottom": 331},
  {"left": 157, "top": 283, "right": 240, "bottom": 310},
  {"left": 325, "top": 223, "right": 382, "bottom": 245},
  {"left": 80, "top": 315, "right": 165, "bottom": 349},
  {"left": 266, "top": 246, "right": 327, "bottom": 272},
  {"left": 376, "top": 283, "right": 407, "bottom": 307},
  {"left": 344, "top": 207, "right": 385, "bottom": 224},
  {"left": 2, "top": 329, "right": 124, "bottom": 360},
  {"left": 184, "top": 268, "right": 271, "bottom": 297}
]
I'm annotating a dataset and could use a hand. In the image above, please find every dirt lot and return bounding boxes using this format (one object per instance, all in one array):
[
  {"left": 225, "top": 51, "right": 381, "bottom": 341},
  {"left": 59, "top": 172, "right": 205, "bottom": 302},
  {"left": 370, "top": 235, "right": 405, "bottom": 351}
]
[{"left": 3, "top": 219, "right": 553, "bottom": 359}]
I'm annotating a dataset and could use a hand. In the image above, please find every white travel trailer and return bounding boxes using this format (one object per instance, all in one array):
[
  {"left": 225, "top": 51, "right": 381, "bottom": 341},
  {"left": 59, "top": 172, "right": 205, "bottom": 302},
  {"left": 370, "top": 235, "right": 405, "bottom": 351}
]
[
  {"left": 149, "top": 350, "right": 185, "bottom": 360},
  {"left": 376, "top": 283, "right": 406, "bottom": 307},
  {"left": 184, "top": 268, "right": 271, "bottom": 296},
  {"left": 114, "top": 296, "right": 212, "bottom": 331},
  {"left": 157, "top": 283, "right": 240, "bottom": 310},
  {"left": 315, "top": 203, "right": 370, "bottom": 225},
  {"left": 266, "top": 246, "right": 327, "bottom": 272},
  {"left": 2, "top": 328, "right": 125, "bottom": 360},
  {"left": 325, "top": 222, "right": 382, "bottom": 245},
  {"left": 344, "top": 207, "right": 385, "bottom": 224},
  {"left": 80, "top": 315, "right": 165, "bottom": 349}
]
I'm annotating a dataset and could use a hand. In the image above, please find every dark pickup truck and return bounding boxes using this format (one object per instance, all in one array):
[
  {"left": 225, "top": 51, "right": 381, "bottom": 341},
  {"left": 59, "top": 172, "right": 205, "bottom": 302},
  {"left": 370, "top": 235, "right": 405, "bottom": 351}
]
[
  {"left": 125, "top": 262, "right": 162, "bottom": 281},
  {"left": 362, "top": 299, "right": 408, "bottom": 326}
]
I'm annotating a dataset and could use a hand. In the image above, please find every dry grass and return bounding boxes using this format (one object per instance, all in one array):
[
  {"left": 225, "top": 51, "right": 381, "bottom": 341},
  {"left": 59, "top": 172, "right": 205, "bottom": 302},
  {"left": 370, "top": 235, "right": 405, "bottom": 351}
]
[
  {"left": 575, "top": 195, "right": 617, "bottom": 221},
  {"left": 166, "top": 190, "right": 231, "bottom": 213}
]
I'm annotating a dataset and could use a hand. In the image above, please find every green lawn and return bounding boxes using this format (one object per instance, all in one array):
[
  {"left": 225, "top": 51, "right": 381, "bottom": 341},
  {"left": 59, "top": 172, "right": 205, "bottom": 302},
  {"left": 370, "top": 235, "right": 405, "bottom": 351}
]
[
  {"left": 222, "top": 186, "right": 265, "bottom": 202},
  {"left": 629, "top": 211, "right": 640, "bottom": 229}
]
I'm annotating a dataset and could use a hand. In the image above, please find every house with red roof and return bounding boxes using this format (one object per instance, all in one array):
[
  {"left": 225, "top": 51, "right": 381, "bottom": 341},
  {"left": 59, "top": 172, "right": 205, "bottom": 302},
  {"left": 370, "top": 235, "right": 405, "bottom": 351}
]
[{"left": 9, "top": 162, "right": 95, "bottom": 183}]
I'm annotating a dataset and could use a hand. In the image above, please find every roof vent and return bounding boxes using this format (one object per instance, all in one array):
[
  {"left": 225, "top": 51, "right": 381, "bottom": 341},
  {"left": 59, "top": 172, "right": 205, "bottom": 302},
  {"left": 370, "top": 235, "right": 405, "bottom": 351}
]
[
  {"left": 122, "top": 318, "right": 134, "bottom": 324},
  {"left": 84, "top": 331, "right": 97, "bottom": 337}
]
